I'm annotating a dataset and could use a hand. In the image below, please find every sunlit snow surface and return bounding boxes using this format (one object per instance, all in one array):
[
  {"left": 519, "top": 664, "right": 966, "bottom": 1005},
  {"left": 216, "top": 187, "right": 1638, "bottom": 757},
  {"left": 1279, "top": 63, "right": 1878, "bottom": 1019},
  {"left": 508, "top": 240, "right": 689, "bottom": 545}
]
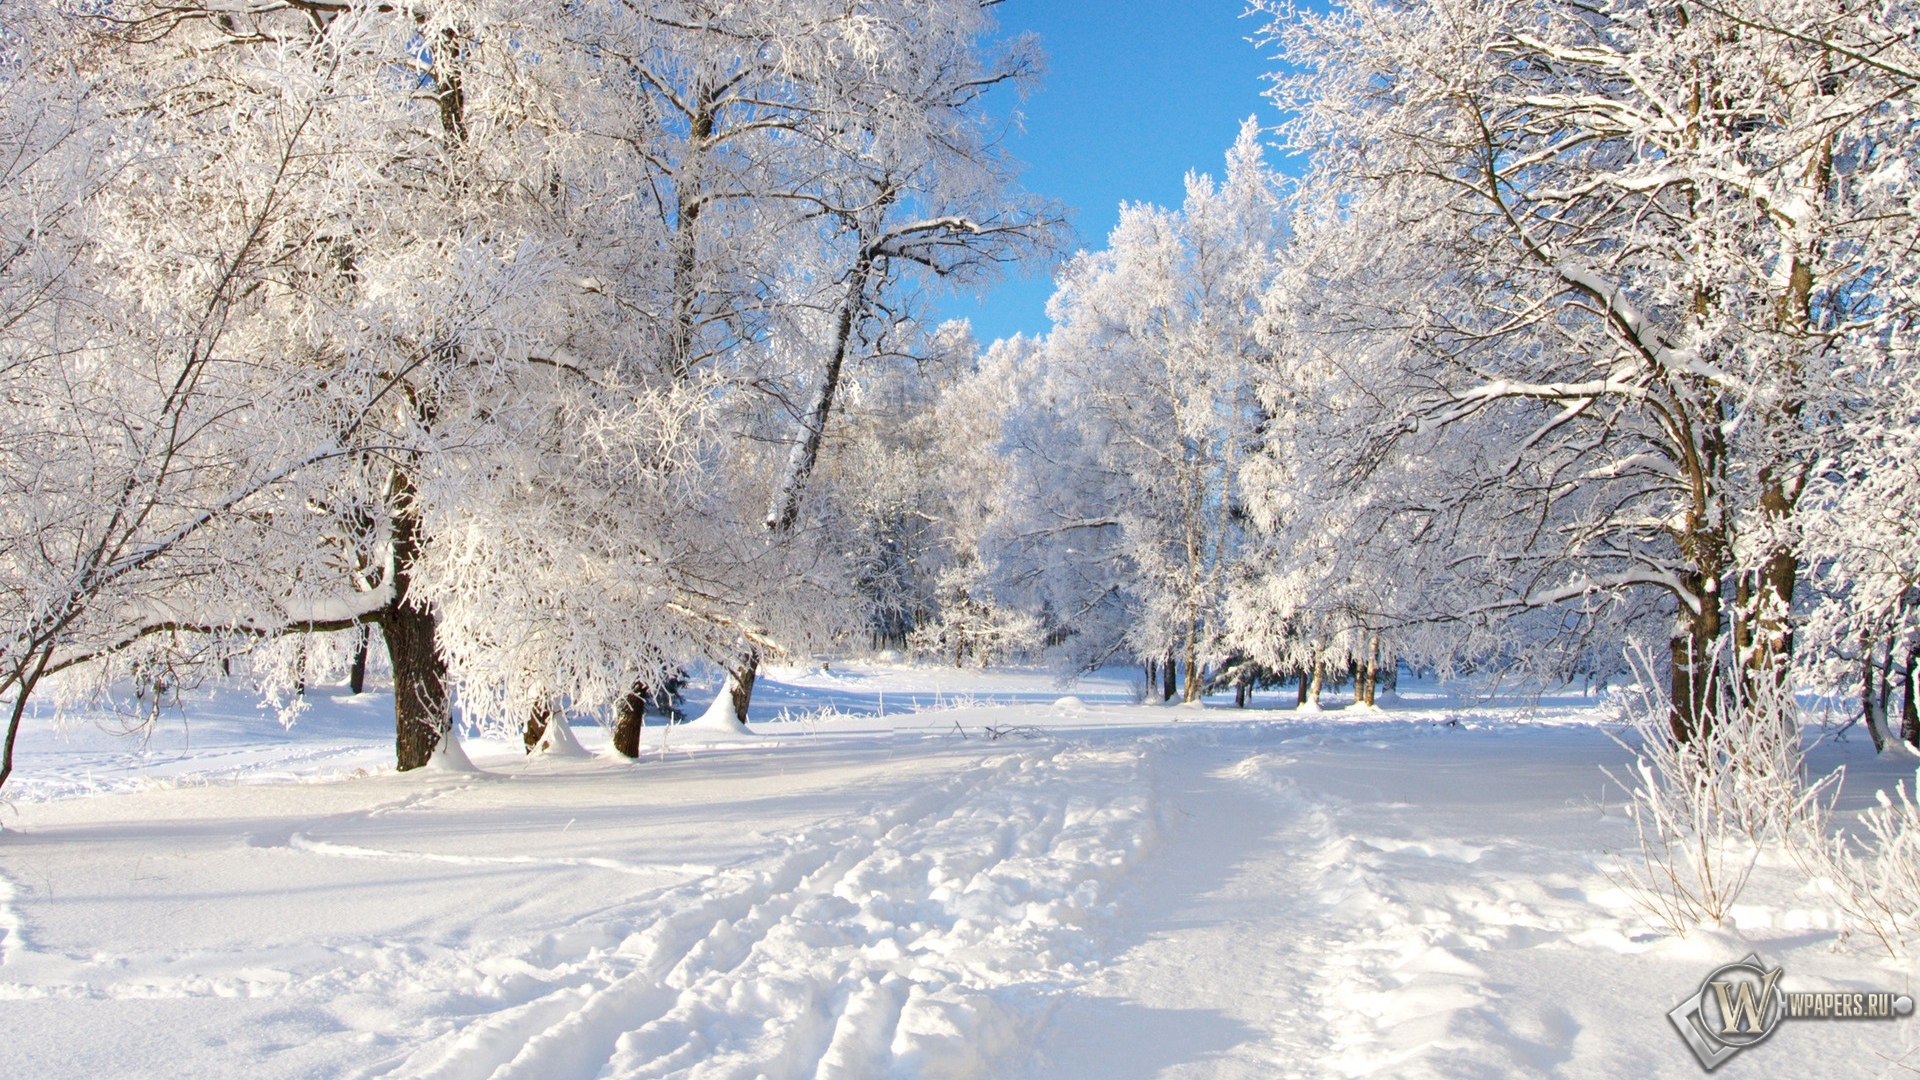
[{"left": 1, "top": 664, "right": 1916, "bottom": 1078}]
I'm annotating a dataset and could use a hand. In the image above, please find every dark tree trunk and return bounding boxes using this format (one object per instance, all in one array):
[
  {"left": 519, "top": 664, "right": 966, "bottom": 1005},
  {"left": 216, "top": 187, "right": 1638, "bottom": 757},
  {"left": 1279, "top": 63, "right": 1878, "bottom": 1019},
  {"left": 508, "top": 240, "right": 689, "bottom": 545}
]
[
  {"left": 293, "top": 635, "right": 307, "bottom": 698},
  {"left": 1668, "top": 580, "right": 1723, "bottom": 743},
  {"left": 1296, "top": 667, "right": 1309, "bottom": 707},
  {"left": 1862, "top": 636, "right": 1887, "bottom": 754},
  {"left": 1880, "top": 645, "right": 1897, "bottom": 733},
  {"left": 524, "top": 698, "right": 551, "bottom": 753},
  {"left": 0, "top": 696, "right": 23, "bottom": 798},
  {"left": 1362, "top": 636, "right": 1380, "bottom": 706},
  {"left": 612, "top": 682, "right": 647, "bottom": 759},
  {"left": 381, "top": 503, "right": 447, "bottom": 770},
  {"left": 1903, "top": 644, "right": 1919, "bottom": 750},
  {"left": 0, "top": 647, "right": 52, "bottom": 798},
  {"left": 1161, "top": 652, "right": 1176, "bottom": 702},
  {"left": 728, "top": 657, "right": 757, "bottom": 724},
  {"left": 1748, "top": 463, "right": 1800, "bottom": 674},
  {"left": 382, "top": 600, "right": 447, "bottom": 770},
  {"left": 1235, "top": 682, "right": 1247, "bottom": 708},
  {"left": 1182, "top": 620, "right": 1201, "bottom": 703},
  {"left": 348, "top": 625, "right": 370, "bottom": 695}
]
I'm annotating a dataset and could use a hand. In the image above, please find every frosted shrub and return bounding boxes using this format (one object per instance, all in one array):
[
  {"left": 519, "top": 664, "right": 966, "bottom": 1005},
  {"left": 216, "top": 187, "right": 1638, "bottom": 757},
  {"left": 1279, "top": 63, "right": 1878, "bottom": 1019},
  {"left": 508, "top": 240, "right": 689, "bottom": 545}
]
[
  {"left": 1798, "top": 776, "right": 1920, "bottom": 959},
  {"left": 1605, "top": 649, "right": 1835, "bottom": 935}
]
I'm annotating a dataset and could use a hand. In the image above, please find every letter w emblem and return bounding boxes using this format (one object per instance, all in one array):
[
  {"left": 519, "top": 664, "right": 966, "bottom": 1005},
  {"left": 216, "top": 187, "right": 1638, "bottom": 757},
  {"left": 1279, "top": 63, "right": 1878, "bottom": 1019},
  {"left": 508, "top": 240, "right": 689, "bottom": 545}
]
[{"left": 1712, "top": 969, "right": 1782, "bottom": 1034}]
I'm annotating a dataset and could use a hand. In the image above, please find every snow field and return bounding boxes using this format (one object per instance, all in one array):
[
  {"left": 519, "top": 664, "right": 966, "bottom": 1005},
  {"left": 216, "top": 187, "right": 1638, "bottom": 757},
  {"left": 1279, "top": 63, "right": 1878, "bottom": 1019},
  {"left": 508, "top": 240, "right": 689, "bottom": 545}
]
[{"left": 3, "top": 667, "right": 1919, "bottom": 1078}]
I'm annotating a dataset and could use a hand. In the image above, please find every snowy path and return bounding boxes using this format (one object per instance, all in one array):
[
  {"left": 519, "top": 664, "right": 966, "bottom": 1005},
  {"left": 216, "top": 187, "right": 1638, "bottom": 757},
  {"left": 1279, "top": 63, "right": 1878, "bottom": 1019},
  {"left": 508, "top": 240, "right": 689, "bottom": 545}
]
[
  {"left": 373, "top": 743, "right": 1155, "bottom": 1080},
  {"left": 2, "top": 668, "right": 1917, "bottom": 1077},
  {"left": 1027, "top": 723, "right": 1920, "bottom": 1079}
]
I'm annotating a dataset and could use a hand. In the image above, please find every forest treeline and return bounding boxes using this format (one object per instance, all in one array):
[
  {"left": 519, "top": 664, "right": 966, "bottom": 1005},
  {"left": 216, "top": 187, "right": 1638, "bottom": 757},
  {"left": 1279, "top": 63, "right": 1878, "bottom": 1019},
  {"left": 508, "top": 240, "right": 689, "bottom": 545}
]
[{"left": 1, "top": 0, "right": 1915, "bottom": 788}]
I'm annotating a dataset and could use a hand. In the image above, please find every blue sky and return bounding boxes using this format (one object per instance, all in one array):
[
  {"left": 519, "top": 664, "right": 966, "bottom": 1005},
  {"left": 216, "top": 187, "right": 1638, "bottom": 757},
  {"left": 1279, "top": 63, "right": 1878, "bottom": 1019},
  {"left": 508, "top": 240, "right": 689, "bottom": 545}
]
[{"left": 940, "top": 0, "right": 1285, "bottom": 345}]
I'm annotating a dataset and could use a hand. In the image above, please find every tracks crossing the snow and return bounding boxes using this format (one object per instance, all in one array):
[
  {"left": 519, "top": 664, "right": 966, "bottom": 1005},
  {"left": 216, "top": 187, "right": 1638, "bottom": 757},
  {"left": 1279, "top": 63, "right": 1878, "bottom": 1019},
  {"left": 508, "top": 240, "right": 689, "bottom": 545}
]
[{"left": 356, "top": 743, "right": 1157, "bottom": 1080}]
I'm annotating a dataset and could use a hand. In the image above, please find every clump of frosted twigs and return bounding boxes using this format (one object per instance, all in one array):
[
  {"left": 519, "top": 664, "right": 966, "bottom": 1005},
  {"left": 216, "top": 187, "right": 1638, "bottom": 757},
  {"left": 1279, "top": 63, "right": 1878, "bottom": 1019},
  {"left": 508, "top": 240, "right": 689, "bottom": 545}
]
[
  {"left": 1795, "top": 774, "right": 1920, "bottom": 959},
  {"left": 769, "top": 704, "right": 851, "bottom": 734},
  {"left": 1604, "top": 648, "right": 1835, "bottom": 936},
  {"left": 1606, "top": 642, "right": 1920, "bottom": 957}
]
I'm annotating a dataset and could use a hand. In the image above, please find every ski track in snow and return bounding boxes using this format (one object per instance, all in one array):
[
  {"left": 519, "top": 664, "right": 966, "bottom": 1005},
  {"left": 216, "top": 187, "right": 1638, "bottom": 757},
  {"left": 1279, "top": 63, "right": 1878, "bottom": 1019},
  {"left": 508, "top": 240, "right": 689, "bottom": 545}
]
[
  {"left": 1213, "top": 742, "right": 1719, "bottom": 1078},
  {"left": 353, "top": 744, "right": 1156, "bottom": 1080},
  {"left": 283, "top": 832, "right": 719, "bottom": 879},
  {"left": 6, "top": 672, "right": 1917, "bottom": 1078}
]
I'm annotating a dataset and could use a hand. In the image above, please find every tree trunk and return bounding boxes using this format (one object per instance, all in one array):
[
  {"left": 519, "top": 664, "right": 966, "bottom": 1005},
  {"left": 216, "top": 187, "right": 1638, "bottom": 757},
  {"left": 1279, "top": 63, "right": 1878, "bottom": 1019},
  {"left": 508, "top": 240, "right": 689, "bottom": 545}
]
[
  {"left": 1235, "top": 682, "right": 1247, "bottom": 708},
  {"left": 766, "top": 267, "right": 872, "bottom": 534},
  {"left": 1743, "top": 233, "right": 1812, "bottom": 682},
  {"left": 1309, "top": 660, "right": 1324, "bottom": 708},
  {"left": 0, "top": 646, "right": 53, "bottom": 799},
  {"left": 1748, "top": 543, "right": 1798, "bottom": 673},
  {"left": 1296, "top": 668, "right": 1309, "bottom": 708},
  {"left": 348, "top": 625, "right": 370, "bottom": 695},
  {"left": 728, "top": 260, "right": 878, "bottom": 726},
  {"left": 382, "top": 504, "right": 447, "bottom": 771},
  {"left": 524, "top": 698, "right": 551, "bottom": 753},
  {"left": 1, "top": 693, "right": 25, "bottom": 800},
  {"left": 382, "top": 600, "right": 447, "bottom": 770},
  {"left": 1903, "top": 643, "right": 1919, "bottom": 750},
  {"left": 1668, "top": 584, "right": 1724, "bottom": 743},
  {"left": 612, "top": 681, "right": 647, "bottom": 759},
  {"left": 1879, "top": 643, "right": 1897, "bottom": 733},
  {"left": 1182, "top": 620, "right": 1201, "bottom": 704},
  {"left": 1162, "top": 651, "right": 1177, "bottom": 702},
  {"left": 725, "top": 653, "right": 758, "bottom": 725},
  {"left": 1362, "top": 635, "right": 1380, "bottom": 707},
  {"left": 1144, "top": 660, "right": 1156, "bottom": 701},
  {"left": 667, "top": 87, "right": 715, "bottom": 379},
  {"left": 1862, "top": 636, "right": 1887, "bottom": 754}
]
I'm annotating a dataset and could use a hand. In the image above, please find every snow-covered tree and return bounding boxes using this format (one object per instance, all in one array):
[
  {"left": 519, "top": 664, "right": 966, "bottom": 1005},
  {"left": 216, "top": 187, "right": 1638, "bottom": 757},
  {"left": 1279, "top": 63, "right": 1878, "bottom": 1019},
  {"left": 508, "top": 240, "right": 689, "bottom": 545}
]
[
  {"left": 0, "top": 4, "right": 474, "bottom": 786},
  {"left": 989, "top": 124, "right": 1284, "bottom": 698},
  {"left": 1257, "top": 0, "right": 1920, "bottom": 734},
  {"left": 0, "top": 0, "right": 1060, "bottom": 788}
]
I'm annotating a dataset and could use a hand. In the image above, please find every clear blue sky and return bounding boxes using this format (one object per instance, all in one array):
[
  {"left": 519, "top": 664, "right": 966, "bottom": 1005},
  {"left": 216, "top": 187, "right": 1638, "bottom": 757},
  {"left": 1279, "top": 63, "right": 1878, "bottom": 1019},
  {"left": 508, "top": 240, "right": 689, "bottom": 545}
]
[{"left": 941, "top": 0, "right": 1284, "bottom": 345}]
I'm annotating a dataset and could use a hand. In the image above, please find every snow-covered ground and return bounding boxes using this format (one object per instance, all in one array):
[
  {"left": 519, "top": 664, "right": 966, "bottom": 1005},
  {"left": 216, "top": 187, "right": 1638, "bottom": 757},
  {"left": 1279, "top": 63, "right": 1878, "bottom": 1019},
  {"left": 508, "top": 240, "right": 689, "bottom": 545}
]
[{"left": 1, "top": 664, "right": 1916, "bottom": 1078}]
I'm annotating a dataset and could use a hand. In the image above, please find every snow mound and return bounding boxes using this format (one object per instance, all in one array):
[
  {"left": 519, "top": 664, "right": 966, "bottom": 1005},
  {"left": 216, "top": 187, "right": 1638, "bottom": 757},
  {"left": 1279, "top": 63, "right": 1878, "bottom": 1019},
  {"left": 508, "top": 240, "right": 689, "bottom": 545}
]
[
  {"left": 0, "top": 872, "right": 24, "bottom": 964},
  {"left": 1051, "top": 695, "right": 1086, "bottom": 711},
  {"left": 670, "top": 692, "right": 760, "bottom": 742},
  {"left": 423, "top": 730, "right": 480, "bottom": 773},
  {"left": 531, "top": 718, "right": 594, "bottom": 759}
]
